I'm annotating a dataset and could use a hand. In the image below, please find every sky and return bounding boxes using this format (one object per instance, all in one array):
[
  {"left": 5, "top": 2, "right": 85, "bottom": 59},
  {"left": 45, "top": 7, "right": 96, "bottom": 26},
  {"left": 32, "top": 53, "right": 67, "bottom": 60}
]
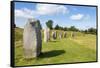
[{"left": 14, "top": 2, "right": 97, "bottom": 30}]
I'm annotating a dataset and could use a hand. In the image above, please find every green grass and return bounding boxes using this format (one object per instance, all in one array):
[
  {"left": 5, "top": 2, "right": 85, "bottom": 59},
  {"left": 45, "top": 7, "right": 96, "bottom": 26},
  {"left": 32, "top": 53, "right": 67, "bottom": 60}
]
[{"left": 14, "top": 27, "right": 97, "bottom": 66}]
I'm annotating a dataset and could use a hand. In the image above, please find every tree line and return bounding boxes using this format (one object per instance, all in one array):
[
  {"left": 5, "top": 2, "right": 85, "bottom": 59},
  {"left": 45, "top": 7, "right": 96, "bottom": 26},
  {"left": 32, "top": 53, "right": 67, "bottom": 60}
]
[
  {"left": 45, "top": 20, "right": 97, "bottom": 35},
  {"left": 15, "top": 19, "right": 97, "bottom": 35}
]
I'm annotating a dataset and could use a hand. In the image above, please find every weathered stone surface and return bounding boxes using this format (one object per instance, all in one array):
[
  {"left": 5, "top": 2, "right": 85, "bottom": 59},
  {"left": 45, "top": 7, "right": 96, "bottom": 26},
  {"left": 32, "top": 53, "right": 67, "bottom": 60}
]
[
  {"left": 64, "top": 32, "right": 67, "bottom": 38},
  {"left": 14, "top": 23, "right": 16, "bottom": 28},
  {"left": 44, "top": 27, "right": 50, "bottom": 42},
  {"left": 59, "top": 32, "right": 63, "bottom": 39},
  {"left": 52, "top": 31, "right": 57, "bottom": 40},
  {"left": 71, "top": 32, "right": 75, "bottom": 38},
  {"left": 23, "top": 18, "right": 42, "bottom": 58}
]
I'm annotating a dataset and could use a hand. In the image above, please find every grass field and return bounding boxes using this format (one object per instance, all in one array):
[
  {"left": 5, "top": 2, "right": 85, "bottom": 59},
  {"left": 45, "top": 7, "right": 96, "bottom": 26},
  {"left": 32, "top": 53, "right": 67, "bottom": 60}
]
[{"left": 14, "top": 27, "right": 97, "bottom": 66}]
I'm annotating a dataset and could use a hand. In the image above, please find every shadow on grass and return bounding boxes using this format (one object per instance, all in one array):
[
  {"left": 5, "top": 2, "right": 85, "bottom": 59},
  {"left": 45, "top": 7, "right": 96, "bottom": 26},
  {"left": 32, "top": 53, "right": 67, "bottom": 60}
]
[
  {"left": 20, "top": 50, "right": 65, "bottom": 62},
  {"left": 39, "top": 50, "right": 65, "bottom": 58},
  {"left": 49, "top": 40, "right": 59, "bottom": 42}
]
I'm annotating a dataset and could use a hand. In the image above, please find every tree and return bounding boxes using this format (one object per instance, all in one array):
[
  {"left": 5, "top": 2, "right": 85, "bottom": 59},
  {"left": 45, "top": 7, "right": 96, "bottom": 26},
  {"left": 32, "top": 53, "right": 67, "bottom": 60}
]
[
  {"left": 59, "top": 26, "right": 63, "bottom": 30},
  {"left": 54, "top": 24, "right": 60, "bottom": 30},
  {"left": 63, "top": 27, "right": 68, "bottom": 31},
  {"left": 69, "top": 26, "right": 79, "bottom": 31},
  {"left": 83, "top": 29, "right": 88, "bottom": 34},
  {"left": 54, "top": 24, "right": 64, "bottom": 30},
  {"left": 46, "top": 20, "right": 53, "bottom": 29},
  {"left": 87, "top": 28, "right": 97, "bottom": 34},
  {"left": 83, "top": 28, "right": 97, "bottom": 35},
  {"left": 37, "top": 20, "right": 42, "bottom": 30}
]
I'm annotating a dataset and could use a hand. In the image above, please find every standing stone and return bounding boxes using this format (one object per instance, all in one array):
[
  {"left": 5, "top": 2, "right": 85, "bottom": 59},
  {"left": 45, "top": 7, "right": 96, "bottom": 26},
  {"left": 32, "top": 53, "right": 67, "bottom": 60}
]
[
  {"left": 64, "top": 32, "right": 67, "bottom": 38},
  {"left": 44, "top": 27, "right": 50, "bottom": 42},
  {"left": 59, "top": 31, "right": 63, "bottom": 39},
  {"left": 71, "top": 32, "right": 75, "bottom": 38},
  {"left": 52, "top": 31, "right": 57, "bottom": 40},
  {"left": 23, "top": 18, "right": 42, "bottom": 58},
  {"left": 14, "top": 23, "right": 16, "bottom": 28}
]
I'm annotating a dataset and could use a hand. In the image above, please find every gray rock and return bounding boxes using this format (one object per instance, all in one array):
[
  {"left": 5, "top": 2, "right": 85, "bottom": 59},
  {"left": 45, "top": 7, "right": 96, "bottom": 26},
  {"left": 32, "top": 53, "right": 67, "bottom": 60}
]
[
  {"left": 64, "top": 32, "right": 67, "bottom": 38},
  {"left": 71, "top": 32, "right": 75, "bottom": 38},
  {"left": 44, "top": 27, "right": 50, "bottom": 42},
  {"left": 59, "top": 32, "right": 63, "bottom": 39},
  {"left": 52, "top": 31, "right": 57, "bottom": 40},
  {"left": 23, "top": 18, "right": 42, "bottom": 58}
]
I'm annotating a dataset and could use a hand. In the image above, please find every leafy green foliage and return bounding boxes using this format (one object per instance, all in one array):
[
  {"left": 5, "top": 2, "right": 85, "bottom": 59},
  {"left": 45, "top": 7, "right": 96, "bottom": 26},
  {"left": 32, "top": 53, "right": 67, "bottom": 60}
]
[
  {"left": 87, "top": 28, "right": 97, "bottom": 34},
  {"left": 54, "top": 25, "right": 96, "bottom": 35},
  {"left": 54, "top": 24, "right": 60, "bottom": 30},
  {"left": 36, "top": 20, "right": 42, "bottom": 30},
  {"left": 82, "top": 28, "right": 97, "bottom": 35},
  {"left": 68, "top": 26, "right": 79, "bottom": 31},
  {"left": 54, "top": 25, "right": 79, "bottom": 31},
  {"left": 46, "top": 20, "right": 53, "bottom": 29}
]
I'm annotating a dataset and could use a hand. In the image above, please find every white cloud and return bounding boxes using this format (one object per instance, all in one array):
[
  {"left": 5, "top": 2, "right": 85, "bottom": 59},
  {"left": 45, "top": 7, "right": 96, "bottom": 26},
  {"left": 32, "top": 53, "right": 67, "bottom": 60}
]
[
  {"left": 15, "top": 4, "right": 68, "bottom": 18},
  {"left": 36, "top": 4, "right": 68, "bottom": 15},
  {"left": 15, "top": 8, "right": 37, "bottom": 18},
  {"left": 70, "top": 14, "right": 84, "bottom": 20}
]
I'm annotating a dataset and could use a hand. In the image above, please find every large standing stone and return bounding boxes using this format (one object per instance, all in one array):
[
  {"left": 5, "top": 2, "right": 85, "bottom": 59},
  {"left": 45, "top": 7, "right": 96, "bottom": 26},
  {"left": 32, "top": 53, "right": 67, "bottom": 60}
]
[
  {"left": 44, "top": 27, "right": 50, "bottom": 42},
  {"left": 23, "top": 18, "right": 42, "bottom": 58},
  {"left": 14, "top": 23, "right": 16, "bottom": 28},
  {"left": 71, "top": 32, "right": 75, "bottom": 38},
  {"left": 59, "top": 31, "right": 63, "bottom": 39},
  {"left": 52, "top": 31, "right": 57, "bottom": 40},
  {"left": 64, "top": 32, "right": 67, "bottom": 38}
]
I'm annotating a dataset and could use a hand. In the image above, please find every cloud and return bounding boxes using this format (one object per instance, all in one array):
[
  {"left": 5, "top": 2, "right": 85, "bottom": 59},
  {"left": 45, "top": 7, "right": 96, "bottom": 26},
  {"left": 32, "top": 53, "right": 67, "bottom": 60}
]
[
  {"left": 15, "top": 8, "right": 37, "bottom": 18},
  {"left": 15, "top": 4, "right": 68, "bottom": 18},
  {"left": 36, "top": 4, "right": 68, "bottom": 15},
  {"left": 70, "top": 14, "right": 84, "bottom": 20}
]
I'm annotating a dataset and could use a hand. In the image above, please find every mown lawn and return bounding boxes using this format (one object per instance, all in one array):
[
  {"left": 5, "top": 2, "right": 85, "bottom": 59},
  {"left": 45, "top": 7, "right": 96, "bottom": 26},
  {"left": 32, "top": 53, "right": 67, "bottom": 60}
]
[{"left": 14, "top": 27, "right": 97, "bottom": 66}]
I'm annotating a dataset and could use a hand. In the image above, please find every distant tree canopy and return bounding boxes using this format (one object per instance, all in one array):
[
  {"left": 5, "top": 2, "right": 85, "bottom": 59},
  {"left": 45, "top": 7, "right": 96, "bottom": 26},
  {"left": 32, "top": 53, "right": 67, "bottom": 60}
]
[
  {"left": 36, "top": 20, "right": 42, "bottom": 30},
  {"left": 63, "top": 27, "right": 68, "bottom": 31},
  {"left": 54, "top": 25, "right": 78, "bottom": 31},
  {"left": 83, "top": 28, "right": 97, "bottom": 35},
  {"left": 54, "top": 24, "right": 60, "bottom": 30},
  {"left": 68, "top": 26, "right": 79, "bottom": 31},
  {"left": 88, "top": 28, "right": 97, "bottom": 34},
  {"left": 42, "top": 19, "right": 96, "bottom": 35},
  {"left": 46, "top": 20, "right": 53, "bottom": 29},
  {"left": 54, "top": 24, "right": 63, "bottom": 30},
  {"left": 54, "top": 25, "right": 96, "bottom": 35}
]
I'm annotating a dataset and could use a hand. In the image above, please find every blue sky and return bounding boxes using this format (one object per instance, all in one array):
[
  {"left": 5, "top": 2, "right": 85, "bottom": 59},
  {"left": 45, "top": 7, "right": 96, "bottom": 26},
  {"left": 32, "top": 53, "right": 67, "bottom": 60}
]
[{"left": 15, "top": 2, "right": 97, "bottom": 30}]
